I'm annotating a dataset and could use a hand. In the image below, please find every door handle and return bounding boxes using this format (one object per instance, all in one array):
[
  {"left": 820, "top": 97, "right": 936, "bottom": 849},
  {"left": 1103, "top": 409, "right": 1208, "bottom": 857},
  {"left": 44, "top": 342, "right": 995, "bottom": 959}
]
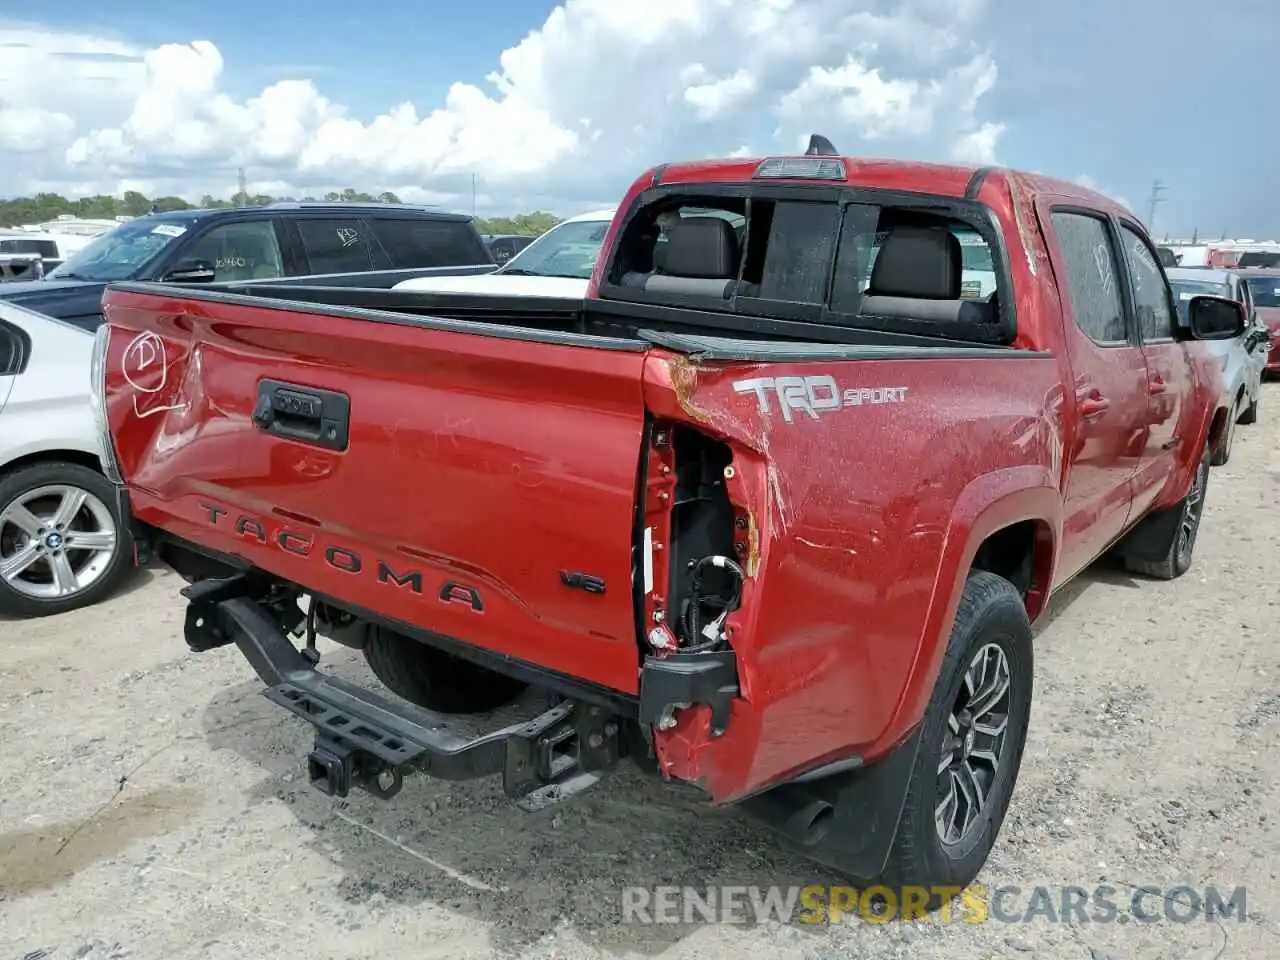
[
  {"left": 252, "top": 379, "right": 351, "bottom": 451},
  {"left": 1148, "top": 375, "right": 1167, "bottom": 395},
  {"left": 1076, "top": 390, "right": 1110, "bottom": 419}
]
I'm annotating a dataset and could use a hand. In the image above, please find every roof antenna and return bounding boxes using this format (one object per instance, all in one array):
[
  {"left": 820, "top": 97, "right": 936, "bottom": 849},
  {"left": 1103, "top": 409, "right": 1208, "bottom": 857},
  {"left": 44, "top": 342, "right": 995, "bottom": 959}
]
[{"left": 805, "top": 133, "right": 838, "bottom": 156}]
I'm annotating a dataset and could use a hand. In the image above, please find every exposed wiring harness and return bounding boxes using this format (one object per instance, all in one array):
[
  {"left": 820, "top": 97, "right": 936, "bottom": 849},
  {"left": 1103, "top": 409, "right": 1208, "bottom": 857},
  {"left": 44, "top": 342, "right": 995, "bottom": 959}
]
[{"left": 679, "top": 555, "right": 744, "bottom": 653}]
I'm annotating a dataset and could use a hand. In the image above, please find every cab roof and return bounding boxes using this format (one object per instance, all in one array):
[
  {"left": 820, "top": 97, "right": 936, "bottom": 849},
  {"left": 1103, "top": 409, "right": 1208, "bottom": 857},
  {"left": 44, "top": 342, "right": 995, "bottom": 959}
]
[{"left": 644, "top": 134, "right": 1136, "bottom": 222}]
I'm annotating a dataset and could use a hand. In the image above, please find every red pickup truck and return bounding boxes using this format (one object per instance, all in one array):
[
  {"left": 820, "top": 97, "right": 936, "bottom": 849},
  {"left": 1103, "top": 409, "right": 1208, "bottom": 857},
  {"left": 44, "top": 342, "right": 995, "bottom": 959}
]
[{"left": 90, "top": 138, "right": 1246, "bottom": 898}]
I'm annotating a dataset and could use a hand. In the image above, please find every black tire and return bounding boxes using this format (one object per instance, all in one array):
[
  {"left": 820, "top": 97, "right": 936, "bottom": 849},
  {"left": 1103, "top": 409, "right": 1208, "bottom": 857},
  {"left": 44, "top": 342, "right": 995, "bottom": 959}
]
[
  {"left": 363, "top": 625, "right": 527, "bottom": 714},
  {"left": 0, "top": 460, "right": 135, "bottom": 618},
  {"left": 1122, "top": 444, "right": 1210, "bottom": 580},
  {"left": 876, "top": 570, "right": 1033, "bottom": 893},
  {"left": 1239, "top": 394, "right": 1258, "bottom": 425},
  {"left": 1211, "top": 401, "right": 1236, "bottom": 466}
]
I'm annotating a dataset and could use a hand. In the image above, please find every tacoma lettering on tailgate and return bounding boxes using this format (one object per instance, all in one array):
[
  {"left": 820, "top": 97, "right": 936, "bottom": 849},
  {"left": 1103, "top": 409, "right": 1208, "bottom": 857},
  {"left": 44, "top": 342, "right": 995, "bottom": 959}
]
[{"left": 198, "top": 502, "right": 484, "bottom": 612}]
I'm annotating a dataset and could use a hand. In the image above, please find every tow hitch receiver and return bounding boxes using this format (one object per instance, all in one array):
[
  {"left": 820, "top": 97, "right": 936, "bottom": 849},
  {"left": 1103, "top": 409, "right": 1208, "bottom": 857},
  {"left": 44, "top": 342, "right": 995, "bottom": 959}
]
[
  {"left": 183, "top": 589, "right": 623, "bottom": 809},
  {"left": 308, "top": 732, "right": 405, "bottom": 799}
]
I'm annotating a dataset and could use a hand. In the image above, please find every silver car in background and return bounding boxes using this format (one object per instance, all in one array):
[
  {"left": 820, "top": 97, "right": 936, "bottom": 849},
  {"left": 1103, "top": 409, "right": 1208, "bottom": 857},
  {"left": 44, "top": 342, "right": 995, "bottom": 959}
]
[{"left": 1165, "top": 267, "right": 1269, "bottom": 464}]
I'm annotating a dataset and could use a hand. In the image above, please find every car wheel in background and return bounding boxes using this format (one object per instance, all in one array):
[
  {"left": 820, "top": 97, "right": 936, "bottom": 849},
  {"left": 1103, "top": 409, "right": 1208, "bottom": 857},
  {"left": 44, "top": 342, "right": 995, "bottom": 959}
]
[
  {"left": 1211, "top": 400, "right": 1236, "bottom": 466},
  {"left": 1239, "top": 392, "right": 1258, "bottom": 425},
  {"left": 0, "top": 461, "right": 135, "bottom": 618},
  {"left": 1121, "top": 444, "right": 1211, "bottom": 580}
]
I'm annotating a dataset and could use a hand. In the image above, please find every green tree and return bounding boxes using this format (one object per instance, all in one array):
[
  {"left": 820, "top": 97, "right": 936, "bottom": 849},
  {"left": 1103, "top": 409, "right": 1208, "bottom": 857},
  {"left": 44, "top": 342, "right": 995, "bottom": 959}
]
[
  {"left": 1, "top": 188, "right": 563, "bottom": 236},
  {"left": 473, "top": 211, "right": 561, "bottom": 236}
]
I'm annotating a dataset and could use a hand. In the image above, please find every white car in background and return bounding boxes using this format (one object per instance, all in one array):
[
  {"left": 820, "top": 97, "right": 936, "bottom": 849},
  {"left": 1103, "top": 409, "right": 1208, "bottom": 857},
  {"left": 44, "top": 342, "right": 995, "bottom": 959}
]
[
  {"left": 1166, "top": 266, "right": 1269, "bottom": 464},
  {"left": 0, "top": 301, "right": 135, "bottom": 617},
  {"left": 393, "top": 208, "right": 616, "bottom": 298}
]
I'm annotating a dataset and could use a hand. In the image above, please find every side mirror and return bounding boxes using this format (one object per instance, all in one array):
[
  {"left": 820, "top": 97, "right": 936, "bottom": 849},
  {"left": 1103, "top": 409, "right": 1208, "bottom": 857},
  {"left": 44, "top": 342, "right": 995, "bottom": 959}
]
[
  {"left": 162, "top": 259, "right": 216, "bottom": 283},
  {"left": 1186, "top": 295, "right": 1246, "bottom": 340}
]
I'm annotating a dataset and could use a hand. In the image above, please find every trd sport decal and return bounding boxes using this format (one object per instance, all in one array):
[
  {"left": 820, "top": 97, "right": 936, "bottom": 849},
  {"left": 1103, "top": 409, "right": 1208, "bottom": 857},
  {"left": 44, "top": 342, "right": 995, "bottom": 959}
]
[{"left": 733, "top": 375, "right": 909, "bottom": 423}]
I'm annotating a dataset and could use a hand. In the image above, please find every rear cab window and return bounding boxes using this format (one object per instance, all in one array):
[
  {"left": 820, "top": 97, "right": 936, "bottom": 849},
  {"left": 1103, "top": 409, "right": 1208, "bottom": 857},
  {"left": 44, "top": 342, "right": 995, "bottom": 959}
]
[
  {"left": 597, "top": 183, "right": 1013, "bottom": 345},
  {"left": 0, "top": 239, "right": 60, "bottom": 260}
]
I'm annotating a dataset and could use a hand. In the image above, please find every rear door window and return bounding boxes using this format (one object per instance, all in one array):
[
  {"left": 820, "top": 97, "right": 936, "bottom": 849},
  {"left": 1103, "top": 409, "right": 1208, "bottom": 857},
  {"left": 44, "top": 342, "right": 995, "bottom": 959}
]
[
  {"left": 370, "top": 218, "right": 488, "bottom": 268},
  {"left": 1118, "top": 223, "right": 1177, "bottom": 342},
  {"left": 1048, "top": 211, "right": 1129, "bottom": 345},
  {"left": 296, "top": 218, "right": 378, "bottom": 274}
]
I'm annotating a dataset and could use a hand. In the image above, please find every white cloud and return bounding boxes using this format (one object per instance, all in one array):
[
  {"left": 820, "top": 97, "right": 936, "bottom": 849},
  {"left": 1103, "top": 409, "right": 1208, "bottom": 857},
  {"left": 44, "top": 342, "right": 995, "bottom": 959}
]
[
  {"left": 950, "top": 121, "right": 1005, "bottom": 164},
  {"left": 1, "top": 0, "right": 1008, "bottom": 211},
  {"left": 1074, "top": 174, "right": 1135, "bottom": 215}
]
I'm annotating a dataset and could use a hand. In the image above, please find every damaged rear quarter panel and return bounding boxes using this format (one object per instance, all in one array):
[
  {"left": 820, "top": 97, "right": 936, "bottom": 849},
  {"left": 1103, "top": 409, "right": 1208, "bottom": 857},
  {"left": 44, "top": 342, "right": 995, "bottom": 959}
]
[{"left": 642, "top": 348, "right": 1064, "bottom": 802}]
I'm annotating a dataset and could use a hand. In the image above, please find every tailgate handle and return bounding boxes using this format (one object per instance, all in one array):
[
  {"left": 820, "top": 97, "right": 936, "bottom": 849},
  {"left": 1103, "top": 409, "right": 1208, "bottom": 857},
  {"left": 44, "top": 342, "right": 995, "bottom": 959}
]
[{"left": 252, "top": 379, "right": 351, "bottom": 451}]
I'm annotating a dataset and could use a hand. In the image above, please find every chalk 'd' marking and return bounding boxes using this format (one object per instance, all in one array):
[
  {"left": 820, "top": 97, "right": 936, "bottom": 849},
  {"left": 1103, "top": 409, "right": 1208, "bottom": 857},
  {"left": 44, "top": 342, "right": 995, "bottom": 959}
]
[{"left": 122, "top": 331, "right": 188, "bottom": 418}]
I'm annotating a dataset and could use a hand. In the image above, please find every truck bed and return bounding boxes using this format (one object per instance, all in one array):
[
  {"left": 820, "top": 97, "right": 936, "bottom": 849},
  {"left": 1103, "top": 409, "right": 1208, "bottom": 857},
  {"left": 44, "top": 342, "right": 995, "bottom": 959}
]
[{"left": 195, "top": 279, "right": 1020, "bottom": 355}]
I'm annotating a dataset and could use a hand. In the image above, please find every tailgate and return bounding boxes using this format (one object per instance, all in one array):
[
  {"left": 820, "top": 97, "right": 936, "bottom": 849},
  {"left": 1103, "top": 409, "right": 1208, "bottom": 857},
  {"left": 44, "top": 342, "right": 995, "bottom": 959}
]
[{"left": 101, "top": 285, "right": 651, "bottom": 694}]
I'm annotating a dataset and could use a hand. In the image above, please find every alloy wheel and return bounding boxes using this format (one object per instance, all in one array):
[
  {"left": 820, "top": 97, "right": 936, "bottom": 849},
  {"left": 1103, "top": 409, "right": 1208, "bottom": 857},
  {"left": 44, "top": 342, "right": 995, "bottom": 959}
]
[
  {"left": 936, "top": 642, "right": 1012, "bottom": 846},
  {"left": 1175, "top": 459, "right": 1209, "bottom": 568},
  {"left": 0, "top": 484, "right": 119, "bottom": 601}
]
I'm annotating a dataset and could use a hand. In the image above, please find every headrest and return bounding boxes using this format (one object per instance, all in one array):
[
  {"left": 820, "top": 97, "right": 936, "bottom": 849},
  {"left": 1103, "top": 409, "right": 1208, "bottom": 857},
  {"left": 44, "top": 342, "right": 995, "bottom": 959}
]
[
  {"left": 868, "top": 227, "right": 962, "bottom": 299},
  {"left": 661, "top": 217, "right": 739, "bottom": 279}
]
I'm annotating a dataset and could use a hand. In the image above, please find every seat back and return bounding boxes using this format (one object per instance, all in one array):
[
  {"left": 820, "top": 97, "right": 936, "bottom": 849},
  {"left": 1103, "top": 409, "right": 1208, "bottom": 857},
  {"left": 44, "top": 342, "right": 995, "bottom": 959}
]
[
  {"left": 622, "top": 217, "right": 740, "bottom": 298},
  {"left": 859, "top": 226, "right": 996, "bottom": 326}
]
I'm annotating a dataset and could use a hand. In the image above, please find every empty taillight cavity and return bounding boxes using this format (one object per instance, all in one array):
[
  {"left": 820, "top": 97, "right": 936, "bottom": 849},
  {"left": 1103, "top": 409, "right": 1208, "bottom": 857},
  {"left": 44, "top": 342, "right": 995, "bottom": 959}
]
[{"left": 639, "top": 422, "right": 746, "bottom": 655}]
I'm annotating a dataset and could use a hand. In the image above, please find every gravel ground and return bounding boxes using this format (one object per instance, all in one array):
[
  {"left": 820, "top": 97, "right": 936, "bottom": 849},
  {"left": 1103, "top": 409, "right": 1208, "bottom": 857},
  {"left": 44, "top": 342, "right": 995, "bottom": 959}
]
[{"left": 2, "top": 392, "right": 1278, "bottom": 960}]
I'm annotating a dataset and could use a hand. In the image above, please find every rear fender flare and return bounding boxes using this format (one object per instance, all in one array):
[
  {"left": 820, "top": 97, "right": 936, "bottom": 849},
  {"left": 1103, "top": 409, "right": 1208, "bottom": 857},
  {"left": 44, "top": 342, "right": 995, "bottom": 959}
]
[{"left": 885, "top": 465, "right": 1060, "bottom": 752}]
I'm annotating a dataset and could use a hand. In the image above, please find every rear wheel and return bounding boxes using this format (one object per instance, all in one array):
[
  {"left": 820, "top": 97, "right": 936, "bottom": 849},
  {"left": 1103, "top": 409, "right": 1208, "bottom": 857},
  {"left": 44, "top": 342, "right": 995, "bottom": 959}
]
[
  {"left": 363, "top": 625, "right": 527, "bottom": 714},
  {"left": 1122, "top": 444, "right": 1210, "bottom": 580},
  {"left": 875, "top": 571, "right": 1033, "bottom": 892},
  {"left": 0, "top": 461, "right": 135, "bottom": 618}
]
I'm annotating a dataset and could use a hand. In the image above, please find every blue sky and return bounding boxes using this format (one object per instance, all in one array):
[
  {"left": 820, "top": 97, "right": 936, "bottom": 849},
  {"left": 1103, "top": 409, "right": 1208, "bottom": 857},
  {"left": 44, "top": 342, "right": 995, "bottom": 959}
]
[{"left": 4, "top": 0, "right": 1278, "bottom": 237}]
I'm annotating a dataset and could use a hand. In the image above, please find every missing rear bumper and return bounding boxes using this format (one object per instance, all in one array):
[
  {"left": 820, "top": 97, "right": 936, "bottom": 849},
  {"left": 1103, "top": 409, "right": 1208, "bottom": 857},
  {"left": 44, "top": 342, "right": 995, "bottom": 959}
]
[
  {"left": 181, "top": 585, "right": 622, "bottom": 807},
  {"left": 638, "top": 649, "right": 739, "bottom": 736}
]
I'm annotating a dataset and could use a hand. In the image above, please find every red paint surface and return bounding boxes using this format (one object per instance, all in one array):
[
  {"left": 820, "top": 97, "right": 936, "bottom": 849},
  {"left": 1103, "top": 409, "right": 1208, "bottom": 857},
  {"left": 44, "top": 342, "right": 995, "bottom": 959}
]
[
  {"left": 1257, "top": 307, "right": 1280, "bottom": 371},
  {"left": 103, "top": 155, "right": 1228, "bottom": 805}
]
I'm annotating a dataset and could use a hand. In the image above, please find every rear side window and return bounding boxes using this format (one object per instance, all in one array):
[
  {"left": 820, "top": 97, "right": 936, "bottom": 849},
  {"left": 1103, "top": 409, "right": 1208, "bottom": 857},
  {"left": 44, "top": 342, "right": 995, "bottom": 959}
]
[
  {"left": 489, "top": 238, "right": 516, "bottom": 263},
  {"left": 296, "top": 218, "right": 378, "bottom": 274},
  {"left": 0, "top": 239, "right": 59, "bottom": 259},
  {"left": 371, "top": 219, "right": 487, "bottom": 268},
  {"left": 1246, "top": 278, "right": 1280, "bottom": 308},
  {"left": 1049, "top": 212, "right": 1128, "bottom": 345},
  {"left": 1118, "top": 223, "right": 1177, "bottom": 341}
]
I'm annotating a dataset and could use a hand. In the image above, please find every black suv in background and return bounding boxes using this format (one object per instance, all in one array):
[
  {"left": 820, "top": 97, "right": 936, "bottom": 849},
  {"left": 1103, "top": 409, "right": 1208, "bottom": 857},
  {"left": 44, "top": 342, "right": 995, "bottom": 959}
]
[
  {"left": 482, "top": 233, "right": 536, "bottom": 264},
  {"left": 0, "top": 202, "right": 497, "bottom": 330}
]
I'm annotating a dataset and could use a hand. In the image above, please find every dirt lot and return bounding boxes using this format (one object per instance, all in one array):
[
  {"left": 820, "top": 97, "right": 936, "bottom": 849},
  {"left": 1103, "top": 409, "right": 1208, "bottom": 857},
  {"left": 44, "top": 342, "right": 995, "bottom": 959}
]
[{"left": 3, "top": 396, "right": 1278, "bottom": 960}]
